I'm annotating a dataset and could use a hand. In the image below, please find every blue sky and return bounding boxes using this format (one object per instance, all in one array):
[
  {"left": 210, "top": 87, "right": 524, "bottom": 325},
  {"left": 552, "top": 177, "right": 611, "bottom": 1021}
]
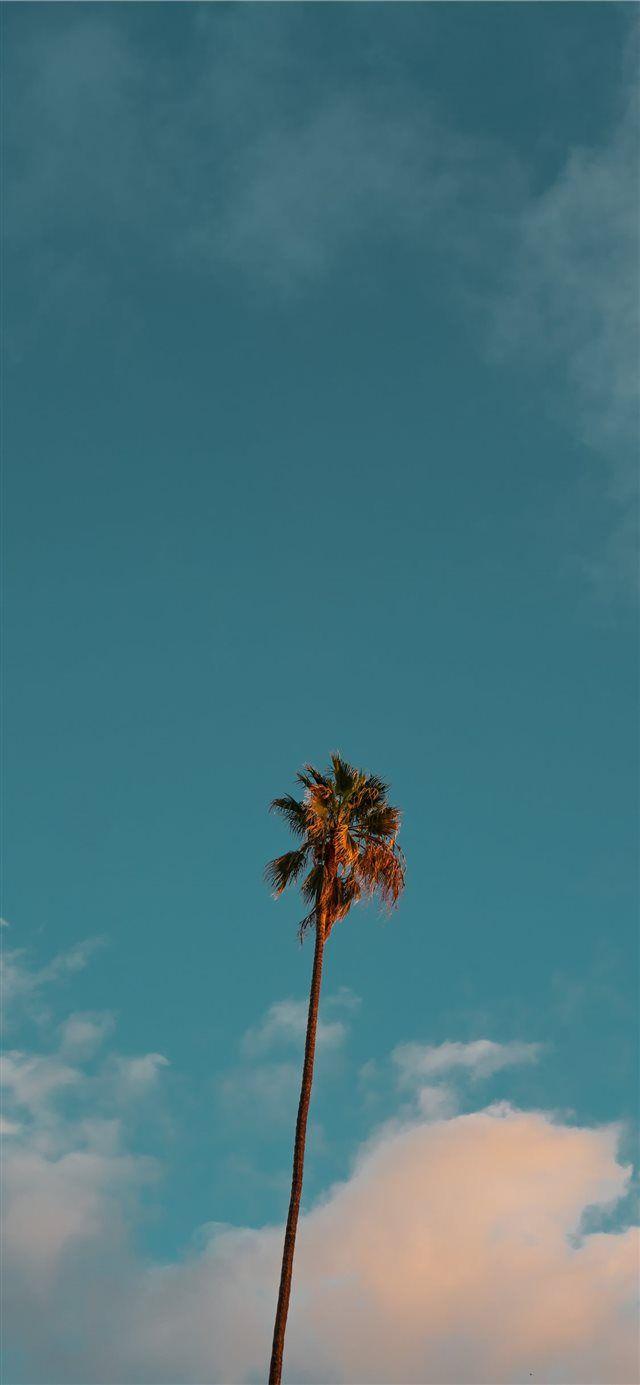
[{"left": 3, "top": 6, "right": 638, "bottom": 1383}]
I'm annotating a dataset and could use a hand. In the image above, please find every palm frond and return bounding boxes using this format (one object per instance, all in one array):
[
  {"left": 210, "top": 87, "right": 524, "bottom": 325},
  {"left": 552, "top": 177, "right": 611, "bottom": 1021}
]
[
  {"left": 303, "top": 790, "right": 330, "bottom": 844},
  {"left": 297, "top": 764, "right": 329, "bottom": 790},
  {"left": 270, "top": 795, "right": 308, "bottom": 838},
  {"left": 350, "top": 774, "right": 389, "bottom": 817},
  {"left": 301, "top": 862, "right": 325, "bottom": 903},
  {"left": 333, "top": 873, "right": 362, "bottom": 917},
  {"left": 334, "top": 821, "right": 359, "bottom": 869},
  {"left": 330, "top": 752, "right": 359, "bottom": 797},
  {"left": 324, "top": 874, "right": 362, "bottom": 937},
  {"left": 358, "top": 804, "right": 401, "bottom": 840},
  {"left": 264, "top": 845, "right": 311, "bottom": 896},
  {"left": 378, "top": 850, "right": 405, "bottom": 907},
  {"left": 356, "top": 840, "right": 405, "bottom": 908},
  {"left": 296, "top": 904, "right": 319, "bottom": 940}
]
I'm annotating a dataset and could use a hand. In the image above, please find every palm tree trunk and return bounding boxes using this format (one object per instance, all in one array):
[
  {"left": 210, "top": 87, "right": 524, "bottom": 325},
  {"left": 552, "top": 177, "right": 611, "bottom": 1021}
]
[{"left": 268, "top": 915, "right": 326, "bottom": 1384}]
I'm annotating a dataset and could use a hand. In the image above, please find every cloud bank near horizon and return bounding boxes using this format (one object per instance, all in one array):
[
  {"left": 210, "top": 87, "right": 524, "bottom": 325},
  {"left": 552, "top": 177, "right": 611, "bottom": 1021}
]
[{"left": 2, "top": 939, "right": 638, "bottom": 1384}]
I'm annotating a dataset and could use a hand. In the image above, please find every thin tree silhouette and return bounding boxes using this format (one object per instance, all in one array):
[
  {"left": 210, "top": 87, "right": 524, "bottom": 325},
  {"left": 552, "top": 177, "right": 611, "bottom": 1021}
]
[{"left": 265, "top": 753, "right": 405, "bottom": 1384}]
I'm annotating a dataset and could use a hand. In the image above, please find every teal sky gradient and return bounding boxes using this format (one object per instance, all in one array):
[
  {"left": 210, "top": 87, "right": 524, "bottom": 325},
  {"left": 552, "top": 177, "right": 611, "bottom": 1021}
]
[{"left": 3, "top": 6, "right": 638, "bottom": 1379}]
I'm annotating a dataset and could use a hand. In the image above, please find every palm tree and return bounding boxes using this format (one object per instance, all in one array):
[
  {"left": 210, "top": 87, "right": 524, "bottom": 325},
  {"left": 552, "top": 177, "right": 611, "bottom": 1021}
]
[{"left": 265, "top": 752, "right": 405, "bottom": 1385}]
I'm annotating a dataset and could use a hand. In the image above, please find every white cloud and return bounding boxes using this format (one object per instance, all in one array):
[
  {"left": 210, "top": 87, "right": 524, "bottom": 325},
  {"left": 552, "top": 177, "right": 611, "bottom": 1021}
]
[
  {"left": 1, "top": 938, "right": 106, "bottom": 1028},
  {"left": 393, "top": 1038, "right": 543, "bottom": 1086},
  {"left": 241, "top": 996, "right": 351, "bottom": 1058},
  {"left": 1, "top": 1051, "right": 82, "bottom": 1117},
  {"left": 4, "top": 1100, "right": 637, "bottom": 1384},
  {"left": 38, "top": 938, "right": 108, "bottom": 983},
  {"left": 59, "top": 1011, "right": 115, "bottom": 1060},
  {"left": 2, "top": 946, "right": 637, "bottom": 1383},
  {"left": 221, "top": 991, "right": 357, "bottom": 1124},
  {"left": 1, "top": 948, "right": 167, "bottom": 1316},
  {"left": 416, "top": 1083, "right": 459, "bottom": 1121},
  {"left": 492, "top": 70, "right": 639, "bottom": 594},
  {"left": 4, "top": 1142, "right": 155, "bottom": 1288},
  {"left": 0, "top": 1116, "right": 22, "bottom": 1136},
  {"left": 114, "top": 1053, "right": 170, "bottom": 1093},
  {"left": 496, "top": 89, "right": 638, "bottom": 469}
]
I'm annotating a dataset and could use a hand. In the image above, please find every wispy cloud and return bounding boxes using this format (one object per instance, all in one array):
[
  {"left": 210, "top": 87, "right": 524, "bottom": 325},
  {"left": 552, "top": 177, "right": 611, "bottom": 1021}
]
[
  {"left": 6, "top": 8, "right": 635, "bottom": 592},
  {"left": 5, "top": 9, "right": 519, "bottom": 300},
  {"left": 219, "top": 989, "right": 358, "bottom": 1125},
  {"left": 393, "top": 1038, "right": 543, "bottom": 1086},
  {"left": 1, "top": 938, "right": 107, "bottom": 1029},
  {"left": 113, "top": 1053, "right": 170, "bottom": 1096},
  {"left": 415, "top": 1083, "right": 460, "bottom": 1121},
  {"left": 1, "top": 1051, "right": 82, "bottom": 1117},
  {"left": 492, "top": 69, "right": 639, "bottom": 595},
  {"left": 59, "top": 1011, "right": 116, "bottom": 1060},
  {"left": 241, "top": 989, "right": 358, "bottom": 1058},
  {"left": 495, "top": 89, "right": 638, "bottom": 470},
  {"left": 1, "top": 942, "right": 167, "bottom": 1212}
]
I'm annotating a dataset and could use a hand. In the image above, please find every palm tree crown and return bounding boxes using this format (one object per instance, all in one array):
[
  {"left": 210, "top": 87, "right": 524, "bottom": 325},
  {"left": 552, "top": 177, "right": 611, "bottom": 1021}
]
[{"left": 266, "top": 752, "right": 405, "bottom": 938}]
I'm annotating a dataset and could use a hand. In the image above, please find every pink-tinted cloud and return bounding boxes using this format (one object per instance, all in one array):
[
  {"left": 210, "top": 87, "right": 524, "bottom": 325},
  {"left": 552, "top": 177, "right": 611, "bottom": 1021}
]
[
  {"left": 2, "top": 953, "right": 636, "bottom": 1382},
  {"left": 6, "top": 1100, "right": 636, "bottom": 1383}
]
